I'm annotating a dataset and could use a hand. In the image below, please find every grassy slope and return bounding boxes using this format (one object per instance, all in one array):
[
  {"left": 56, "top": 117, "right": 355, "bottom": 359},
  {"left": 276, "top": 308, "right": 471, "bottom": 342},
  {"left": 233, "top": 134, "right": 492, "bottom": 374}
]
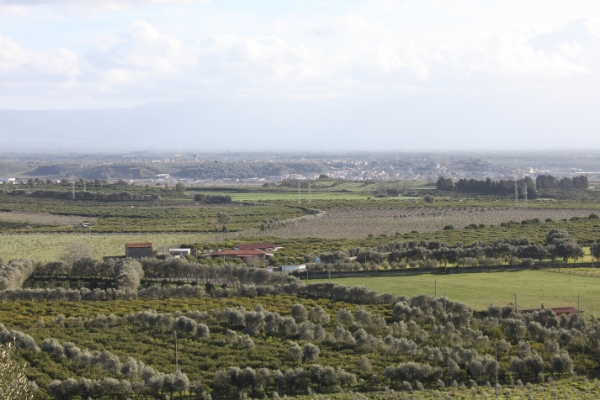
[{"left": 314, "top": 269, "right": 600, "bottom": 313}]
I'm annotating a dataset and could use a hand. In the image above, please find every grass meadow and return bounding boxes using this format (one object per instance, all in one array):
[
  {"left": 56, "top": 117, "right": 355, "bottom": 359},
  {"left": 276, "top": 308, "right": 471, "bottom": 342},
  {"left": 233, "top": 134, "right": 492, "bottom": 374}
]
[{"left": 314, "top": 269, "right": 600, "bottom": 313}]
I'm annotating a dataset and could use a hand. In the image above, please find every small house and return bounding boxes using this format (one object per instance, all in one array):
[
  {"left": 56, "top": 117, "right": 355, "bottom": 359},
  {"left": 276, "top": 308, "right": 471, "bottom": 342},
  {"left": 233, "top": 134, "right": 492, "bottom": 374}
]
[
  {"left": 169, "top": 248, "right": 191, "bottom": 258},
  {"left": 125, "top": 243, "right": 153, "bottom": 258}
]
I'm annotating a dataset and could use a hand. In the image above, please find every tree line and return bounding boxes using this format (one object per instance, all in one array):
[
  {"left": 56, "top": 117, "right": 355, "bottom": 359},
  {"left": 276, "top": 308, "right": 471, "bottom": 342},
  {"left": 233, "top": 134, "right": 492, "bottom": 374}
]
[
  {"left": 193, "top": 194, "right": 233, "bottom": 204},
  {"left": 436, "top": 177, "right": 537, "bottom": 198},
  {"left": 437, "top": 174, "right": 589, "bottom": 196},
  {"left": 316, "top": 229, "right": 587, "bottom": 269},
  {"left": 5, "top": 189, "right": 162, "bottom": 202},
  {"left": 535, "top": 175, "right": 588, "bottom": 190}
]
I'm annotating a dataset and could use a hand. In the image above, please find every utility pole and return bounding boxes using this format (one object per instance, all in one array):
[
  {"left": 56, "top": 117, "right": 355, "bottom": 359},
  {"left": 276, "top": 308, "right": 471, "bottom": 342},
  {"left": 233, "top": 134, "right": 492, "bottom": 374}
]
[
  {"left": 443, "top": 292, "right": 446, "bottom": 313},
  {"left": 523, "top": 182, "right": 527, "bottom": 208},
  {"left": 174, "top": 331, "right": 179, "bottom": 372},
  {"left": 514, "top": 184, "right": 518, "bottom": 208},
  {"left": 83, "top": 179, "right": 86, "bottom": 192},
  {"left": 495, "top": 344, "right": 499, "bottom": 399}
]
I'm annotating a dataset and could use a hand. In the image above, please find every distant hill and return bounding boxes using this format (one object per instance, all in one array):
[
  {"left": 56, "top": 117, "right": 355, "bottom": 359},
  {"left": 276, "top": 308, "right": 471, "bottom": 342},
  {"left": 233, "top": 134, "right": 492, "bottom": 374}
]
[{"left": 0, "top": 98, "right": 360, "bottom": 152}]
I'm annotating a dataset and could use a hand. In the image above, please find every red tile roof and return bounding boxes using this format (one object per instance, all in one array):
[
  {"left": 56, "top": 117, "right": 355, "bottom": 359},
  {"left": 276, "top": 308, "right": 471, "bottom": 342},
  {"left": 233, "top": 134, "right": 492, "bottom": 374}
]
[
  {"left": 211, "top": 249, "right": 267, "bottom": 257},
  {"left": 126, "top": 243, "right": 152, "bottom": 248},
  {"left": 234, "top": 242, "right": 279, "bottom": 250},
  {"left": 551, "top": 307, "right": 583, "bottom": 314},
  {"left": 521, "top": 307, "right": 583, "bottom": 314}
]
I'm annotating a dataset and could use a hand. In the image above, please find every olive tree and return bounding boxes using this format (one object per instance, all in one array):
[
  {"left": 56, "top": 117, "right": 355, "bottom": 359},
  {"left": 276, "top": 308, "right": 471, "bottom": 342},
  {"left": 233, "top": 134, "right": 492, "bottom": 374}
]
[{"left": 0, "top": 343, "right": 34, "bottom": 400}]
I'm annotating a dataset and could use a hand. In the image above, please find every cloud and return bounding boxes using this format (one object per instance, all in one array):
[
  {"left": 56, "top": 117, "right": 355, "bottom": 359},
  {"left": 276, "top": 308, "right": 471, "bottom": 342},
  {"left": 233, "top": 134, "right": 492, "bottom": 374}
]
[
  {"left": 456, "top": 28, "right": 589, "bottom": 78},
  {"left": 197, "top": 34, "right": 325, "bottom": 84},
  {"left": 1, "top": 1, "right": 600, "bottom": 108},
  {"left": 0, "top": 0, "right": 209, "bottom": 12},
  {"left": 85, "top": 20, "right": 194, "bottom": 87},
  {"left": 0, "top": 33, "right": 79, "bottom": 81}
]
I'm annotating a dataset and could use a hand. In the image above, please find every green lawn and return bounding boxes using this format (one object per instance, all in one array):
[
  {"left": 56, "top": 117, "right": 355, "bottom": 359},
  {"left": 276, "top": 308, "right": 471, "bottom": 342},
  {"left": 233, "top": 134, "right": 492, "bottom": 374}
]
[{"left": 315, "top": 270, "right": 600, "bottom": 313}]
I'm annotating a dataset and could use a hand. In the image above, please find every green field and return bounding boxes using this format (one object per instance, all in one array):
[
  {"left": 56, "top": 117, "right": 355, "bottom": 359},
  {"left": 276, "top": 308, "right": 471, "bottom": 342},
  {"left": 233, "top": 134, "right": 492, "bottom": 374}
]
[
  {"left": 0, "top": 232, "right": 222, "bottom": 262},
  {"left": 315, "top": 269, "right": 600, "bottom": 313}
]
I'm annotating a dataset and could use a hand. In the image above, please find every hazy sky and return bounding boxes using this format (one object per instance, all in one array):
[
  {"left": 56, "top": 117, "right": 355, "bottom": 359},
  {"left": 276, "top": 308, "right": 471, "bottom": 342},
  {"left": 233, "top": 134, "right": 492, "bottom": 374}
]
[{"left": 1, "top": 1, "right": 600, "bottom": 150}]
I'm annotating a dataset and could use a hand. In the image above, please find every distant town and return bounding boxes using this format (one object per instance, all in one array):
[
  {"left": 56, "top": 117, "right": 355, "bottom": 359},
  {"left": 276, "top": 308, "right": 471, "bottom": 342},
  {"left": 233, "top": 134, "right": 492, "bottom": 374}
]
[{"left": 1, "top": 151, "right": 600, "bottom": 186}]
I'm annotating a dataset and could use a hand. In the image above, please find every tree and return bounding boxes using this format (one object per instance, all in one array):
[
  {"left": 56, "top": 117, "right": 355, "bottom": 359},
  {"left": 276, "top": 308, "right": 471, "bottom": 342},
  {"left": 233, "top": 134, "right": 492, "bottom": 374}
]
[
  {"left": 546, "top": 229, "right": 583, "bottom": 263},
  {"left": 217, "top": 212, "right": 232, "bottom": 224},
  {"left": 302, "top": 343, "right": 320, "bottom": 362},
  {"left": 288, "top": 342, "right": 303, "bottom": 363},
  {"left": 423, "top": 194, "right": 434, "bottom": 203},
  {"left": 291, "top": 304, "right": 308, "bottom": 323},
  {"left": 115, "top": 259, "right": 144, "bottom": 291},
  {"left": 436, "top": 177, "right": 454, "bottom": 191},
  {"left": 0, "top": 343, "right": 34, "bottom": 400},
  {"left": 551, "top": 351, "right": 573, "bottom": 376},
  {"left": 175, "top": 183, "right": 186, "bottom": 192},
  {"left": 308, "top": 306, "right": 330, "bottom": 325},
  {"left": 357, "top": 356, "right": 372, "bottom": 373},
  {"left": 60, "top": 241, "right": 93, "bottom": 266},
  {"left": 591, "top": 242, "right": 600, "bottom": 262}
]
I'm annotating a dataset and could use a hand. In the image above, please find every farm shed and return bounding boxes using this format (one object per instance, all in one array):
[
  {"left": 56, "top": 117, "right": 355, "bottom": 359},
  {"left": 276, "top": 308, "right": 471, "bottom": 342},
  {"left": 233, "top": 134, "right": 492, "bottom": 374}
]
[
  {"left": 125, "top": 243, "right": 153, "bottom": 258},
  {"left": 521, "top": 305, "right": 583, "bottom": 317}
]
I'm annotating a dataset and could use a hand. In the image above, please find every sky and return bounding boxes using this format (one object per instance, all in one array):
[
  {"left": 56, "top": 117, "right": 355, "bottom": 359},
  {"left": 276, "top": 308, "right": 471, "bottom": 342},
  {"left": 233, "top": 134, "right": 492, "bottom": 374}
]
[{"left": 1, "top": 1, "right": 600, "bottom": 150}]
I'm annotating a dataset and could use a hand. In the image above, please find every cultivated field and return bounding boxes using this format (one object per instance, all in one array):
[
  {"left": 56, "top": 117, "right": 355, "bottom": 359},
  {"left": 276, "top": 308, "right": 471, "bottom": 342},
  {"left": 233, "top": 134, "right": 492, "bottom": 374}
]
[
  {"left": 0, "top": 232, "right": 222, "bottom": 262},
  {"left": 265, "top": 207, "right": 597, "bottom": 239},
  {"left": 0, "top": 211, "right": 93, "bottom": 226},
  {"left": 315, "top": 269, "right": 600, "bottom": 312}
]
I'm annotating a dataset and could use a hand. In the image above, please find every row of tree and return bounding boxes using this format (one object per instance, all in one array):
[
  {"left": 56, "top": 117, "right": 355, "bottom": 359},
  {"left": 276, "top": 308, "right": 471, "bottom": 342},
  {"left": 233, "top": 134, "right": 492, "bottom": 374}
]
[
  {"left": 437, "top": 177, "right": 538, "bottom": 198},
  {"left": 213, "top": 365, "right": 356, "bottom": 397},
  {"left": 317, "top": 230, "right": 587, "bottom": 266},
  {"left": 536, "top": 175, "right": 588, "bottom": 190},
  {"left": 25, "top": 189, "right": 161, "bottom": 202},
  {"left": 193, "top": 194, "right": 232, "bottom": 204},
  {"left": 436, "top": 174, "right": 589, "bottom": 196}
]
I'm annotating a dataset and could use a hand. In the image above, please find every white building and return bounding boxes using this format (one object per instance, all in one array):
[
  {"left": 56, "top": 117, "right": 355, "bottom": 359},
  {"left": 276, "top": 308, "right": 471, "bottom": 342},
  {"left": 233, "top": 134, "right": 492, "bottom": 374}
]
[
  {"left": 169, "top": 248, "right": 191, "bottom": 258},
  {"left": 266, "top": 264, "right": 306, "bottom": 273}
]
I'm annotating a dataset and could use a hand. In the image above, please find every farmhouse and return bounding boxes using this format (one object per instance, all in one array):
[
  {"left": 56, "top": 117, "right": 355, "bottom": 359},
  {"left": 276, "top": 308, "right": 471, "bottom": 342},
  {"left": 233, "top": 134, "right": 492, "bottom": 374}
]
[
  {"left": 521, "top": 304, "right": 583, "bottom": 317},
  {"left": 125, "top": 243, "right": 153, "bottom": 258},
  {"left": 210, "top": 249, "right": 269, "bottom": 262},
  {"left": 233, "top": 242, "right": 282, "bottom": 252}
]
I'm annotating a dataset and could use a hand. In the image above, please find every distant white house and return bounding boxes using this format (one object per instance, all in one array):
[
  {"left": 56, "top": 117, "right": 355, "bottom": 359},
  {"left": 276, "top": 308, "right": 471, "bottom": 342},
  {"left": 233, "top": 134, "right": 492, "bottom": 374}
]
[
  {"left": 169, "top": 248, "right": 191, "bottom": 257},
  {"left": 267, "top": 264, "right": 306, "bottom": 273}
]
